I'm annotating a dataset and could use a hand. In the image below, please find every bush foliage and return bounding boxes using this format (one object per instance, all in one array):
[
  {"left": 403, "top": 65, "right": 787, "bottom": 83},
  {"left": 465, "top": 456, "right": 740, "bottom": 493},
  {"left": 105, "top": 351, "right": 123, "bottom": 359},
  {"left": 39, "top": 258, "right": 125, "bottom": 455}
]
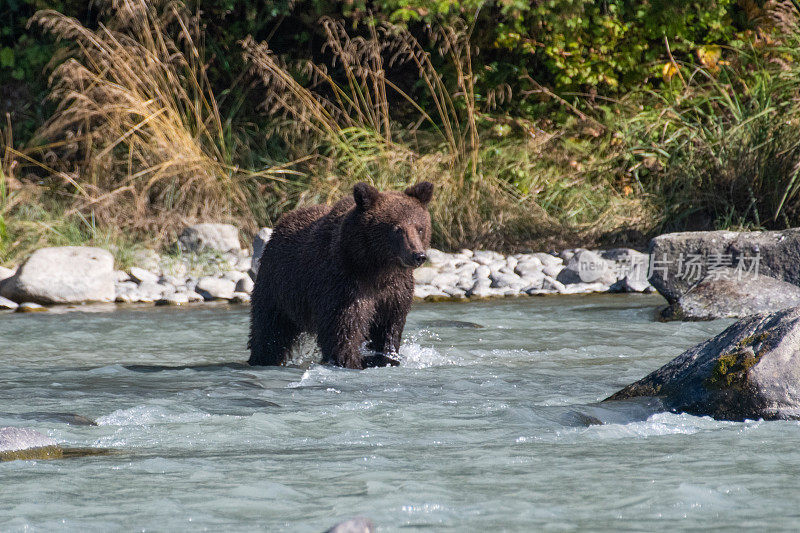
[
  {"left": 1, "top": 0, "right": 756, "bottom": 134},
  {"left": 2, "top": 0, "right": 800, "bottom": 263}
]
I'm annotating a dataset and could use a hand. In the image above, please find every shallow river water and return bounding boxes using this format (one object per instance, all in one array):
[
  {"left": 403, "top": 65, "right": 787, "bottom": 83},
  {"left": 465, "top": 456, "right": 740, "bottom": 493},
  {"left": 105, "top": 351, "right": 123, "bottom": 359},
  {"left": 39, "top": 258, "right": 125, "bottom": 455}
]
[{"left": 2, "top": 295, "right": 800, "bottom": 531}]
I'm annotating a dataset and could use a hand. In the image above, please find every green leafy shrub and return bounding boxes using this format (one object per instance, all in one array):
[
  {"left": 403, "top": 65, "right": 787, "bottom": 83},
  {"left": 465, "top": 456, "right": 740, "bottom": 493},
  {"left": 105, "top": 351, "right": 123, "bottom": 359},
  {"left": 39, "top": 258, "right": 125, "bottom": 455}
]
[{"left": 624, "top": 2, "right": 800, "bottom": 231}]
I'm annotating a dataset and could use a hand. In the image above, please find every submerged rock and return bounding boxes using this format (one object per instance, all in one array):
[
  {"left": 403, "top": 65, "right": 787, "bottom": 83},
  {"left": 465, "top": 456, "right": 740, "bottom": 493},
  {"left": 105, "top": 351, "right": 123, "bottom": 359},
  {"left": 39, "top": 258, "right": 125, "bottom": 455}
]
[
  {"left": 0, "top": 426, "right": 57, "bottom": 451},
  {"left": 0, "top": 427, "right": 62, "bottom": 461},
  {"left": 1, "top": 246, "right": 115, "bottom": 304},
  {"left": 661, "top": 268, "right": 800, "bottom": 321},
  {"left": 2, "top": 412, "right": 97, "bottom": 426},
  {"left": 418, "top": 319, "right": 483, "bottom": 329},
  {"left": 324, "top": 517, "right": 375, "bottom": 533},
  {"left": 606, "top": 306, "right": 800, "bottom": 420}
]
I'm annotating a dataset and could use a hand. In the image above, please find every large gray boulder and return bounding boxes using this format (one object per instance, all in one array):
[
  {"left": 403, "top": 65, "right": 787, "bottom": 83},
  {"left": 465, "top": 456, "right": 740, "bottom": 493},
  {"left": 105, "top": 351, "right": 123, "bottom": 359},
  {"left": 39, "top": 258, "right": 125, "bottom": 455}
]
[
  {"left": 606, "top": 306, "right": 800, "bottom": 420},
  {"left": 1, "top": 247, "right": 115, "bottom": 304},
  {"left": 178, "top": 223, "right": 241, "bottom": 253},
  {"left": 662, "top": 268, "right": 800, "bottom": 320},
  {"left": 649, "top": 229, "right": 800, "bottom": 304}
]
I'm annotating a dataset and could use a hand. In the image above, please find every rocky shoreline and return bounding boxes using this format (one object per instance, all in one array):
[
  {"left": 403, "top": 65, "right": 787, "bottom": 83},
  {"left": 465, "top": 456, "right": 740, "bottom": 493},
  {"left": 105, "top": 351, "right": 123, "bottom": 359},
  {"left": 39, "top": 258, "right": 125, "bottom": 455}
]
[{"left": 0, "top": 223, "right": 655, "bottom": 312}]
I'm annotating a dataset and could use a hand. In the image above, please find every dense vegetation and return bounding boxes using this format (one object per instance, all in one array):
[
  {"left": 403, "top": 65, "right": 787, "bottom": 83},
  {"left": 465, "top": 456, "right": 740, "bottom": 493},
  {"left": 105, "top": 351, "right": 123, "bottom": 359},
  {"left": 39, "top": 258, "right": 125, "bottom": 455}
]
[{"left": 2, "top": 0, "right": 800, "bottom": 264}]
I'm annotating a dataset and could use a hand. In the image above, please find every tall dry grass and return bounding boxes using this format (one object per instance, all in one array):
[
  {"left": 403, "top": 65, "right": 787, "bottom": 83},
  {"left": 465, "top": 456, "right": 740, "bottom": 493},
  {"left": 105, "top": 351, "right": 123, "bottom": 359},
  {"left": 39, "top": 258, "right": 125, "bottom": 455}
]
[
  {"left": 28, "top": 0, "right": 287, "bottom": 241},
  {"left": 7, "top": 0, "right": 644, "bottom": 256},
  {"left": 242, "top": 16, "right": 554, "bottom": 249},
  {"left": 1, "top": 116, "right": 120, "bottom": 265},
  {"left": 0, "top": 116, "right": 13, "bottom": 254}
]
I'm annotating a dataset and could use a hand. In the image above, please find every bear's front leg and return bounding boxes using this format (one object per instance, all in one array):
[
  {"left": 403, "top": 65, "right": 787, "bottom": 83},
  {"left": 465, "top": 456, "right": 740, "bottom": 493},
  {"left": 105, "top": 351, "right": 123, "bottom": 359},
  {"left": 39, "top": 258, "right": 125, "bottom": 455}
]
[
  {"left": 317, "top": 300, "right": 372, "bottom": 369},
  {"left": 366, "top": 297, "right": 410, "bottom": 362}
]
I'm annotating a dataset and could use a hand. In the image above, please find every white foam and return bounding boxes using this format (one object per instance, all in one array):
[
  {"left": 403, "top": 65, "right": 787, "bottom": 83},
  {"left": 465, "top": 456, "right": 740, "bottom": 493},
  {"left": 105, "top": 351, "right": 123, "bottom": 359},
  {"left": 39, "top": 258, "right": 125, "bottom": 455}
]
[
  {"left": 96, "top": 404, "right": 211, "bottom": 426},
  {"left": 285, "top": 341, "right": 459, "bottom": 383},
  {"left": 576, "top": 411, "right": 728, "bottom": 440},
  {"left": 286, "top": 364, "right": 347, "bottom": 388}
]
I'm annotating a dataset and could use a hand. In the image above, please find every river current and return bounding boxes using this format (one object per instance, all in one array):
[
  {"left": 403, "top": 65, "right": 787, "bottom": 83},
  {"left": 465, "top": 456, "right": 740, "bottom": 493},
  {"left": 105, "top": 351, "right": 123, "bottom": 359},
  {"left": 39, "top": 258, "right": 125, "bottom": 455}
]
[{"left": 2, "top": 295, "right": 799, "bottom": 531}]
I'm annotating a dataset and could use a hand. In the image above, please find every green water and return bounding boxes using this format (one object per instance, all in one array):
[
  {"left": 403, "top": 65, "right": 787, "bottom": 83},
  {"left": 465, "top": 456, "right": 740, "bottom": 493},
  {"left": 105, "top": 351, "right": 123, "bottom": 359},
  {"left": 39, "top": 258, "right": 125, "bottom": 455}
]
[{"left": 2, "top": 296, "right": 799, "bottom": 531}]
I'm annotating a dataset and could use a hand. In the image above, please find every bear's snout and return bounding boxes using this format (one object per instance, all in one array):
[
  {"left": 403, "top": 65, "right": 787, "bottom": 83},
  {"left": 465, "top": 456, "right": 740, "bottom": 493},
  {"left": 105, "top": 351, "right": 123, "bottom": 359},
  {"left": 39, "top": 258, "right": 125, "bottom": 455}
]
[
  {"left": 410, "top": 251, "right": 427, "bottom": 267},
  {"left": 399, "top": 250, "right": 426, "bottom": 268}
]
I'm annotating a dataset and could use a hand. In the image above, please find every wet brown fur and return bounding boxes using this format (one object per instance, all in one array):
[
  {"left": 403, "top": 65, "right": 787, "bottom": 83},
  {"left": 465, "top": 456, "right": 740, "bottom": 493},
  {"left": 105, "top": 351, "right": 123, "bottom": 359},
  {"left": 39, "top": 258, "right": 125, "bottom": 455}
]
[{"left": 249, "top": 182, "right": 433, "bottom": 369}]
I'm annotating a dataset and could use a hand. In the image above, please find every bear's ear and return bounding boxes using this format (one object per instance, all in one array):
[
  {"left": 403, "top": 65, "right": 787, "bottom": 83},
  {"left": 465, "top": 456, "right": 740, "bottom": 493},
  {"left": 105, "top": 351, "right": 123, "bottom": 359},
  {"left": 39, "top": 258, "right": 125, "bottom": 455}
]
[
  {"left": 404, "top": 181, "right": 434, "bottom": 206},
  {"left": 353, "top": 182, "right": 380, "bottom": 211}
]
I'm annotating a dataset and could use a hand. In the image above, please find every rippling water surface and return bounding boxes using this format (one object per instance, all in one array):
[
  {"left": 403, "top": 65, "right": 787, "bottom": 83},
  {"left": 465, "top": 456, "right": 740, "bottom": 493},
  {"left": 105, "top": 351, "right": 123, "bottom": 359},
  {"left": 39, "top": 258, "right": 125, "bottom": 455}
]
[{"left": 2, "top": 295, "right": 799, "bottom": 531}]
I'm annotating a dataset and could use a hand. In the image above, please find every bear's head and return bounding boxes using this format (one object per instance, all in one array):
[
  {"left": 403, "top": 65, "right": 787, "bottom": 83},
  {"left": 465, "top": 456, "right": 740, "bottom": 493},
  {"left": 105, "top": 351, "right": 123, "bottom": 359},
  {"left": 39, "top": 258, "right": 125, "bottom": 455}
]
[{"left": 351, "top": 181, "right": 434, "bottom": 269}]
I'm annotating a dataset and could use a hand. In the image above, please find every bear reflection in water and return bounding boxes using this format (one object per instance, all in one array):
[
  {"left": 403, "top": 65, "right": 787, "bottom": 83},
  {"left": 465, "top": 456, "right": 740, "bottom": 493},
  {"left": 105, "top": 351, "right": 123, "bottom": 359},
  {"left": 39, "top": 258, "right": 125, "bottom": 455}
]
[{"left": 249, "top": 182, "right": 434, "bottom": 369}]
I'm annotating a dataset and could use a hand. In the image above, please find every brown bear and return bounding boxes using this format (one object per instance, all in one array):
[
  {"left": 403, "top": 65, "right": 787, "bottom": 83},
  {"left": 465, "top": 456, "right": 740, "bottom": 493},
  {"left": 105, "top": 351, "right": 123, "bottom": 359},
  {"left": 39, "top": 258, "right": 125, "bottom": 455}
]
[{"left": 249, "top": 181, "right": 434, "bottom": 369}]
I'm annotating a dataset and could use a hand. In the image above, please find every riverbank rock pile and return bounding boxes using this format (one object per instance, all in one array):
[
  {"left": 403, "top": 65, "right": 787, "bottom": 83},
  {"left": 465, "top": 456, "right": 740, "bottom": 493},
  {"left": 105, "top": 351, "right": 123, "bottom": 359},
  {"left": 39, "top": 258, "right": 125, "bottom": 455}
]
[
  {"left": 413, "top": 247, "right": 653, "bottom": 300},
  {"left": 0, "top": 224, "right": 655, "bottom": 310},
  {"left": 649, "top": 229, "right": 800, "bottom": 320},
  {"left": 606, "top": 306, "right": 800, "bottom": 421},
  {"left": 113, "top": 223, "right": 253, "bottom": 306}
]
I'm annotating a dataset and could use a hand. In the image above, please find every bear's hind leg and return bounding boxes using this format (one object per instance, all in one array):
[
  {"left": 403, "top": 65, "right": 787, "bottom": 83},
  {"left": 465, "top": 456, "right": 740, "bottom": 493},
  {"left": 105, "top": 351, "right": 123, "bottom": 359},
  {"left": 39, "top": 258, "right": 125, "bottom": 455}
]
[{"left": 248, "top": 309, "right": 299, "bottom": 366}]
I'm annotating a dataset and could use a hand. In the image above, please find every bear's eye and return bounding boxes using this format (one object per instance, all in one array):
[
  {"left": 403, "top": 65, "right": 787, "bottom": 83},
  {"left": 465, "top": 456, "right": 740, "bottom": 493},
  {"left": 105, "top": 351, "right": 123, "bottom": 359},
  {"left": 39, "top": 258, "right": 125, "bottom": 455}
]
[{"left": 417, "top": 226, "right": 424, "bottom": 235}]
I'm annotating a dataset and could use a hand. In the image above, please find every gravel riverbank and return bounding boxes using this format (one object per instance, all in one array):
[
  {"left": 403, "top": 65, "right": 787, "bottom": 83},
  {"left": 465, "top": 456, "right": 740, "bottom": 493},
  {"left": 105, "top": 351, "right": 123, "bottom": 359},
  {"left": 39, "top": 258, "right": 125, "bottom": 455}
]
[{"left": 0, "top": 224, "right": 654, "bottom": 311}]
